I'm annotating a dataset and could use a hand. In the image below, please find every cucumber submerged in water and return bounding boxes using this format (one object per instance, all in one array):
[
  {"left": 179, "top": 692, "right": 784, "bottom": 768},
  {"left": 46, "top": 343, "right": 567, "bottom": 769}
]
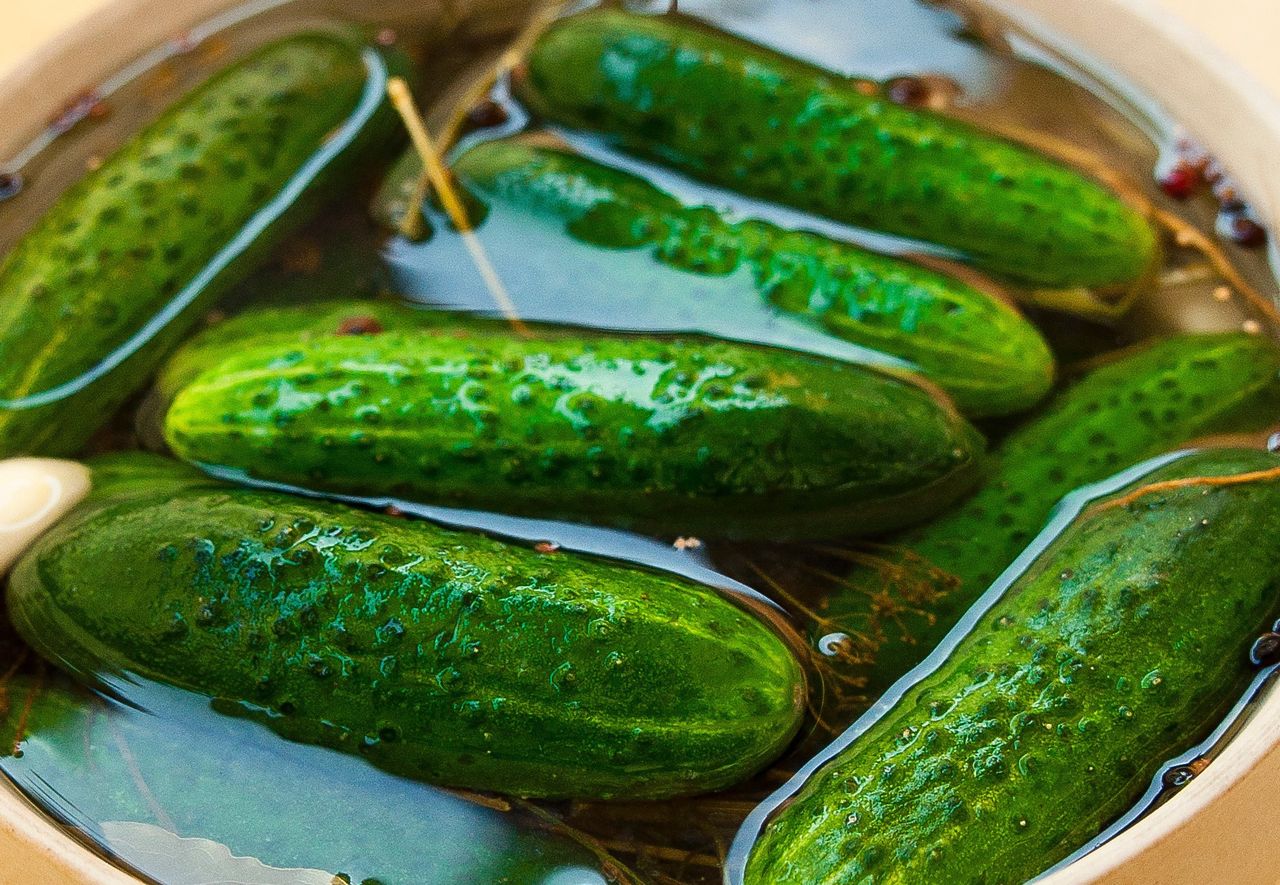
[
  {"left": 516, "top": 10, "right": 1160, "bottom": 301},
  {"left": 0, "top": 32, "right": 404, "bottom": 458},
  {"left": 739, "top": 447, "right": 1280, "bottom": 884},
  {"left": 8, "top": 453, "right": 805, "bottom": 800},
  {"left": 435, "top": 137, "right": 1053, "bottom": 417},
  {"left": 159, "top": 302, "right": 985, "bottom": 540},
  {"left": 812, "top": 332, "right": 1280, "bottom": 703}
]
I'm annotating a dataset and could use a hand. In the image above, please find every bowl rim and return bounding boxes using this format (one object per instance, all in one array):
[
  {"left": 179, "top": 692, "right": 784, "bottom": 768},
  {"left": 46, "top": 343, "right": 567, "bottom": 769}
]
[{"left": 1, "top": 0, "right": 1279, "bottom": 882}]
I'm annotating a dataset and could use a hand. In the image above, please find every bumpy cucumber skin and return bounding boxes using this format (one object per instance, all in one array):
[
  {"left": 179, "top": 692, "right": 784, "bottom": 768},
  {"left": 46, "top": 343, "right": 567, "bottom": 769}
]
[
  {"left": 450, "top": 138, "right": 1054, "bottom": 417},
  {"left": 517, "top": 10, "right": 1159, "bottom": 293},
  {"left": 8, "top": 454, "right": 805, "bottom": 800},
  {"left": 745, "top": 449, "right": 1280, "bottom": 884},
  {"left": 159, "top": 303, "right": 985, "bottom": 540},
  {"left": 0, "top": 33, "right": 401, "bottom": 458},
  {"left": 821, "top": 332, "right": 1280, "bottom": 700}
]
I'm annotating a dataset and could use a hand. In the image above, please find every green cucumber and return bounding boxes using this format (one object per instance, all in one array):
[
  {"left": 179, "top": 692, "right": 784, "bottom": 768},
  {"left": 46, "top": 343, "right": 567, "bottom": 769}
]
[
  {"left": 0, "top": 32, "right": 404, "bottom": 458},
  {"left": 433, "top": 136, "right": 1053, "bottom": 417},
  {"left": 516, "top": 10, "right": 1160, "bottom": 299},
  {"left": 816, "top": 332, "right": 1280, "bottom": 702},
  {"left": 159, "top": 302, "right": 986, "bottom": 540},
  {"left": 8, "top": 453, "right": 805, "bottom": 800},
  {"left": 740, "top": 447, "right": 1280, "bottom": 884},
  {"left": 152, "top": 301, "right": 436, "bottom": 408},
  {"left": 0, "top": 672, "right": 637, "bottom": 883}
]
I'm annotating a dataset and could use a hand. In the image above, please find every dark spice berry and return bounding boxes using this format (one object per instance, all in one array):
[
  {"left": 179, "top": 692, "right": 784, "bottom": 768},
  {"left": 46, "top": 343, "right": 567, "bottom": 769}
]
[
  {"left": 886, "top": 76, "right": 929, "bottom": 106},
  {"left": 885, "top": 74, "right": 960, "bottom": 110},
  {"left": 1157, "top": 163, "right": 1199, "bottom": 200},
  {"left": 1218, "top": 212, "right": 1267, "bottom": 249},
  {"left": 466, "top": 99, "right": 511, "bottom": 130},
  {"left": 336, "top": 315, "right": 385, "bottom": 336}
]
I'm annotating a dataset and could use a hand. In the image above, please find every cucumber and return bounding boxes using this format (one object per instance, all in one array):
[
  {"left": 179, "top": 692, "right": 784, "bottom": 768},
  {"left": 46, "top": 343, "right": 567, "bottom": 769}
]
[
  {"left": 738, "top": 447, "right": 1280, "bottom": 884},
  {"left": 159, "top": 302, "right": 986, "bottom": 540},
  {"left": 437, "top": 137, "right": 1053, "bottom": 417},
  {"left": 0, "top": 32, "right": 404, "bottom": 459},
  {"left": 816, "top": 332, "right": 1280, "bottom": 702},
  {"left": 0, "top": 672, "right": 638, "bottom": 883},
  {"left": 516, "top": 10, "right": 1160, "bottom": 298},
  {"left": 7, "top": 453, "right": 806, "bottom": 800}
]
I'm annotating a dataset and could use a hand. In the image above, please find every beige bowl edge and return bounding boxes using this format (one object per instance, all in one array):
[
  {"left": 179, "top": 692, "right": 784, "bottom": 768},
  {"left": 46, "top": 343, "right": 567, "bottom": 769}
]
[{"left": 1, "top": 0, "right": 1279, "bottom": 882}]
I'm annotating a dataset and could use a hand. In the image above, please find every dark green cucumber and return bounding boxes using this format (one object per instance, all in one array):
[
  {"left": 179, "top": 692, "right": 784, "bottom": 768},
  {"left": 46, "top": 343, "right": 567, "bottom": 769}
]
[
  {"left": 436, "top": 137, "right": 1053, "bottom": 417},
  {"left": 8, "top": 453, "right": 805, "bottom": 800},
  {"left": 0, "top": 32, "right": 403, "bottom": 458},
  {"left": 159, "top": 302, "right": 985, "bottom": 540},
  {"left": 740, "top": 448, "right": 1280, "bottom": 884},
  {"left": 517, "top": 10, "right": 1160, "bottom": 298},
  {"left": 0, "top": 672, "right": 637, "bottom": 883},
  {"left": 153, "top": 301, "right": 441, "bottom": 408},
  {"left": 815, "top": 332, "right": 1280, "bottom": 702}
]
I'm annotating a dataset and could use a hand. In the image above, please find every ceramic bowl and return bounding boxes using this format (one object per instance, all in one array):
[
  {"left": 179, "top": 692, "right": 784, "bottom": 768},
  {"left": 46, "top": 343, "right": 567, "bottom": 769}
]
[{"left": 0, "top": 0, "right": 1277, "bottom": 881}]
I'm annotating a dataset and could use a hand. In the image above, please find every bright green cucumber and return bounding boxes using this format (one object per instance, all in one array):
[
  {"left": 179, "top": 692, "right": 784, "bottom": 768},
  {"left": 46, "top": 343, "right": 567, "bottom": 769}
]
[
  {"left": 159, "top": 302, "right": 985, "bottom": 540},
  {"left": 8, "top": 453, "right": 805, "bottom": 800},
  {"left": 740, "top": 447, "right": 1280, "bottom": 884},
  {"left": 0, "top": 32, "right": 403, "bottom": 458},
  {"left": 0, "top": 671, "right": 638, "bottom": 883},
  {"left": 435, "top": 136, "right": 1053, "bottom": 417},
  {"left": 815, "top": 332, "right": 1280, "bottom": 702},
  {"left": 516, "top": 10, "right": 1160, "bottom": 299}
]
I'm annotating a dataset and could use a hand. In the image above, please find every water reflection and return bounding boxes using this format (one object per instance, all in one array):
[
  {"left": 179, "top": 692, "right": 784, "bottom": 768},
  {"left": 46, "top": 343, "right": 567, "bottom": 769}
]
[{"left": 0, "top": 670, "right": 622, "bottom": 884}]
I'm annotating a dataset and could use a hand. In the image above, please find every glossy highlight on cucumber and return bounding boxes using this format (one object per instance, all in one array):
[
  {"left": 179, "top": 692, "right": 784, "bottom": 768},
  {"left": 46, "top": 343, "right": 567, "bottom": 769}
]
[
  {"left": 516, "top": 10, "right": 1160, "bottom": 298},
  {"left": 815, "top": 332, "right": 1280, "bottom": 703},
  {"left": 442, "top": 136, "right": 1054, "bottom": 417},
  {"left": 739, "top": 448, "right": 1280, "bottom": 884},
  {"left": 0, "top": 31, "right": 403, "bottom": 458},
  {"left": 159, "top": 301, "right": 986, "bottom": 540},
  {"left": 7, "top": 453, "right": 806, "bottom": 800}
]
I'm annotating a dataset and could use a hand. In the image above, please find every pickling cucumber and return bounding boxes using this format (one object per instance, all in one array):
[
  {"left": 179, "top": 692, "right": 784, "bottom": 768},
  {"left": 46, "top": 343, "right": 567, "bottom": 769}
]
[
  {"left": 7, "top": 453, "right": 806, "bottom": 800},
  {"left": 437, "top": 137, "right": 1053, "bottom": 417},
  {"left": 740, "top": 447, "right": 1280, "bottom": 884},
  {"left": 817, "top": 332, "right": 1280, "bottom": 702},
  {"left": 0, "top": 31, "right": 404, "bottom": 458},
  {"left": 159, "top": 301, "right": 985, "bottom": 540},
  {"left": 517, "top": 10, "right": 1160, "bottom": 298}
]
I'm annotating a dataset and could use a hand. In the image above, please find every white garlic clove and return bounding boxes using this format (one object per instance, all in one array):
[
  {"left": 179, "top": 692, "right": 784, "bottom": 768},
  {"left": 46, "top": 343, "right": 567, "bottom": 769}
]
[{"left": 0, "top": 458, "right": 92, "bottom": 576}]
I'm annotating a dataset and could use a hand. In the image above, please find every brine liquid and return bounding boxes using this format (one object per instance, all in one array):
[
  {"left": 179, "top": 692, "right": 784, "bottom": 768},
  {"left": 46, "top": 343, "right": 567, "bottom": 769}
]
[{"left": 1, "top": 0, "right": 1278, "bottom": 883}]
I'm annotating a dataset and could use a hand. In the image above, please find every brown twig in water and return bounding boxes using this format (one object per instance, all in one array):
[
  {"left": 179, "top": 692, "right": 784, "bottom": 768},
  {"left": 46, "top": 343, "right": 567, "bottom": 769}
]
[
  {"left": 10, "top": 662, "right": 43, "bottom": 758},
  {"left": 512, "top": 798, "right": 646, "bottom": 885},
  {"left": 443, "top": 787, "right": 512, "bottom": 813},
  {"left": 397, "top": 0, "right": 572, "bottom": 238},
  {"left": 0, "top": 646, "right": 31, "bottom": 718},
  {"left": 590, "top": 835, "right": 721, "bottom": 869},
  {"left": 1157, "top": 261, "right": 1217, "bottom": 289},
  {"left": 387, "top": 78, "right": 531, "bottom": 337},
  {"left": 740, "top": 558, "right": 843, "bottom": 634},
  {"left": 1091, "top": 466, "right": 1280, "bottom": 515},
  {"left": 1149, "top": 206, "right": 1280, "bottom": 330},
  {"left": 104, "top": 709, "right": 176, "bottom": 832}
]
